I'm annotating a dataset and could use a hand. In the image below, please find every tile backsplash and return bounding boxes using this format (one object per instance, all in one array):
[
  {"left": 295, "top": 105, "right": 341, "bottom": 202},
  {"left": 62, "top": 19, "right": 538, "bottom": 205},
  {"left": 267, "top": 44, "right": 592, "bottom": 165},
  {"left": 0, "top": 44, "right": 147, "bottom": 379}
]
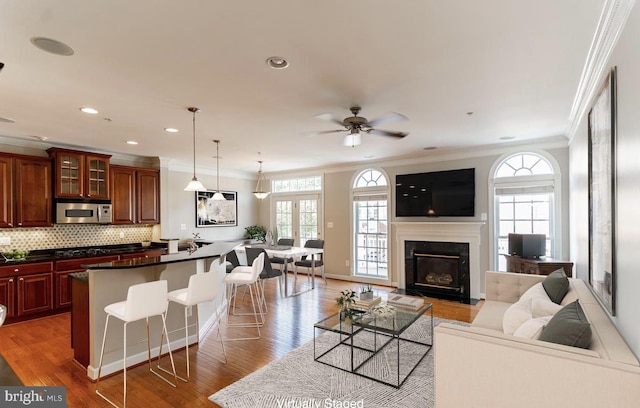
[{"left": 0, "top": 224, "right": 154, "bottom": 251}]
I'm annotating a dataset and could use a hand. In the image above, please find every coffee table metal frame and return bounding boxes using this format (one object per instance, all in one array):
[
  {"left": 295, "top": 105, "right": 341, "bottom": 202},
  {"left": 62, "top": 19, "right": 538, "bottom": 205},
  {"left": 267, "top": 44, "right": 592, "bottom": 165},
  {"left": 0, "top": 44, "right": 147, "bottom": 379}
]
[{"left": 313, "top": 303, "right": 433, "bottom": 388}]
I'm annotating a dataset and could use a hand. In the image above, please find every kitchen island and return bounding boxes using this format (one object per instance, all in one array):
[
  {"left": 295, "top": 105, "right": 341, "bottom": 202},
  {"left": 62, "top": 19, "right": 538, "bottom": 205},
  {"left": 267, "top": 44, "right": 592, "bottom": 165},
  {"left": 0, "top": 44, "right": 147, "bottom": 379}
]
[{"left": 72, "top": 241, "right": 238, "bottom": 380}]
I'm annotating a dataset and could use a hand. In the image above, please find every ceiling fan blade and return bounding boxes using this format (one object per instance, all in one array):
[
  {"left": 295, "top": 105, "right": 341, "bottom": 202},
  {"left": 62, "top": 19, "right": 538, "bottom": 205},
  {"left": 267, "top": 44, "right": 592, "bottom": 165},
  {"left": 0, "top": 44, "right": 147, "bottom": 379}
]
[
  {"left": 368, "top": 129, "right": 408, "bottom": 139},
  {"left": 314, "top": 113, "right": 345, "bottom": 126},
  {"left": 366, "top": 112, "right": 408, "bottom": 128},
  {"left": 305, "top": 129, "right": 345, "bottom": 137}
]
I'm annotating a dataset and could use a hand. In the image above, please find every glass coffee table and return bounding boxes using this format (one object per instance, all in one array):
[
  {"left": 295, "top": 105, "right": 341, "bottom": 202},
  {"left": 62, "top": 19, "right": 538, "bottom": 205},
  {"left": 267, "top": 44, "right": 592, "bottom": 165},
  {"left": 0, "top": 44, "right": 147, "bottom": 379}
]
[{"left": 313, "top": 302, "right": 433, "bottom": 388}]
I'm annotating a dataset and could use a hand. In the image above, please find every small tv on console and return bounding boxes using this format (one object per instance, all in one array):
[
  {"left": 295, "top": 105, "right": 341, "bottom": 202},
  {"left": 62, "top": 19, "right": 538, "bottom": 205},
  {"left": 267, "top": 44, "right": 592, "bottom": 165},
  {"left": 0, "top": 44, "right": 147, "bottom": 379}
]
[
  {"left": 508, "top": 233, "right": 546, "bottom": 258},
  {"left": 395, "top": 168, "right": 475, "bottom": 217}
]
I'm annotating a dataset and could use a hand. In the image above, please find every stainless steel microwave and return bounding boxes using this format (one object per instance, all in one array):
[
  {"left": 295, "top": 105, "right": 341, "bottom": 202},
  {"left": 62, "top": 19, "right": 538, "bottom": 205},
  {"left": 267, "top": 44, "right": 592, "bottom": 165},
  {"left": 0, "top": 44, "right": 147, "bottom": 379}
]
[{"left": 55, "top": 202, "right": 112, "bottom": 224}]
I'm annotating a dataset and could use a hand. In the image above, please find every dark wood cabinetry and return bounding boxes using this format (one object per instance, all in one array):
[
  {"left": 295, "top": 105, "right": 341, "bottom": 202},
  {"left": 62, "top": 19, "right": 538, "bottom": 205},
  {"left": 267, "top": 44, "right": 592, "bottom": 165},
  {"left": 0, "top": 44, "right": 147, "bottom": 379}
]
[
  {"left": 504, "top": 255, "right": 574, "bottom": 277},
  {"left": 0, "top": 154, "right": 52, "bottom": 228},
  {"left": 119, "top": 249, "right": 165, "bottom": 260},
  {"left": 0, "top": 262, "right": 54, "bottom": 320},
  {"left": 47, "top": 148, "right": 111, "bottom": 200},
  {"left": 54, "top": 255, "right": 119, "bottom": 309},
  {"left": 110, "top": 165, "right": 160, "bottom": 224}
]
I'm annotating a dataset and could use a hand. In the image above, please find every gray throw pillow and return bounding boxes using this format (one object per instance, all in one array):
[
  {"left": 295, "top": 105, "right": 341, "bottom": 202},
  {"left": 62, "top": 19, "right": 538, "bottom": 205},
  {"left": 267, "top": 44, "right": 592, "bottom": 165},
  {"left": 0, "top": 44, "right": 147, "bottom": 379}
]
[
  {"left": 539, "top": 300, "right": 592, "bottom": 349},
  {"left": 542, "top": 268, "right": 569, "bottom": 304}
]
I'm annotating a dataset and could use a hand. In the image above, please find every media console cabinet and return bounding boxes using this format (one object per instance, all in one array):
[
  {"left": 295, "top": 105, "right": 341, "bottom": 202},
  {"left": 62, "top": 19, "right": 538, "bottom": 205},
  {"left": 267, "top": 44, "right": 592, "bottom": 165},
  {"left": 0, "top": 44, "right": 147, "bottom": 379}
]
[{"left": 504, "top": 255, "right": 573, "bottom": 277}]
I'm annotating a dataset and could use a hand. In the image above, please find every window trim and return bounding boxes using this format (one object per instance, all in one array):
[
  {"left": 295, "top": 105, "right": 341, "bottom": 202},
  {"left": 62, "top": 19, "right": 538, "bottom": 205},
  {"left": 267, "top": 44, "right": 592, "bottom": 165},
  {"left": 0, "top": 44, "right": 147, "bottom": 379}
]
[
  {"left": 350, "top": 168, "right": 391, "bottom": 284},
  {"left": 488, "top": 151, "right": 562, "bottom": 271}
]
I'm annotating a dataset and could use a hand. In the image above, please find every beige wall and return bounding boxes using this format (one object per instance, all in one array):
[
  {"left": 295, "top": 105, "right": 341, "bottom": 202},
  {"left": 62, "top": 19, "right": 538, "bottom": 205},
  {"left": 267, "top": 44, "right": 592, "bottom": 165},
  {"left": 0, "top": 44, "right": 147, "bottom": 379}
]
[
  {"left": 261, "top": 144, "right": 569, "bottom": 295},
  {"left": 569, "top": 5, "right": 640, "bottom": 357}
]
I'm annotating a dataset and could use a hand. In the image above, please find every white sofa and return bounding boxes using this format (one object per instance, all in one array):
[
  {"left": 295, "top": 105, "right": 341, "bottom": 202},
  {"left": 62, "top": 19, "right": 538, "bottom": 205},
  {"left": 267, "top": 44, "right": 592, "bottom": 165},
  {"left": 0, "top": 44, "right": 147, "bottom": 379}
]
[{"left": 434, "top": 271, "right": 640, "bottom": 408}]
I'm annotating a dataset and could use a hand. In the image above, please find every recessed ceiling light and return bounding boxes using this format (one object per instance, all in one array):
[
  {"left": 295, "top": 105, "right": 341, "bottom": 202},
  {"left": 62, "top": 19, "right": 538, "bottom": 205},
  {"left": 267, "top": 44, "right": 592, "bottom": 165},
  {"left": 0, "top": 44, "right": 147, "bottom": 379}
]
[
  {"left": 500, "top": 136, "right": 516, "bottom": 140},
  {"left": 364, "top": 154, "right": 375, "bottom": 159},
  {"left": 0, "top": 116, "right": 15, "bottom": 123},
  {"left": 423, "top": 146, "right": 437, "bottom": 151},
  {"left": 30, "top": 37, "right": 74, "bottom": 56},
  {"left": 266, "top": 56, "right": 289, "bottom": 69},
  {"left": 80, "top": 107, "right": 99, "bottom": 114},
  {"left": 164, "top": 128, "right": 178, "bottom": 133},
  {"left": 126, "top": 140, "right": 138, "bottom": 145}
]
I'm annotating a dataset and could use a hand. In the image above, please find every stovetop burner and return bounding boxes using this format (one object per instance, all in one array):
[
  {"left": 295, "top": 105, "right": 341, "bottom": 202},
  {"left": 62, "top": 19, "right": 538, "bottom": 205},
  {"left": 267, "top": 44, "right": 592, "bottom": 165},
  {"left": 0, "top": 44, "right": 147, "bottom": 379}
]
[{"left": 55, "top": 248, "right": 112, "bottom": 258}]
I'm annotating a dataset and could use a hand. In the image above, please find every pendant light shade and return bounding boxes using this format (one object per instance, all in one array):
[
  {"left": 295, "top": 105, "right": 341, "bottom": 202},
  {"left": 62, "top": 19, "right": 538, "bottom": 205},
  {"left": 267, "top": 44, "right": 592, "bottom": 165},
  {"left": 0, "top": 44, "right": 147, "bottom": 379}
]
[
  {"left": 253, "top": 159, "right": 270, "bottom": 200},
  {"left": 212, "top": 140, "right": 226, "bottom": 201},
  {"left": 184, "top": 107, "right": 207, "bottom": 191}
]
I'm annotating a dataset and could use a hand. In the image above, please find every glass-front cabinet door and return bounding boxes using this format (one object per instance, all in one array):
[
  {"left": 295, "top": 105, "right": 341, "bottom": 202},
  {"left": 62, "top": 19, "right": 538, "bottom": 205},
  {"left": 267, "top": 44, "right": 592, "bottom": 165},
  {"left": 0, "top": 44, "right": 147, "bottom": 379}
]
[
  {"left": 47, "top": 148, "right": 111, "bottom": 199},
  {"left": 57, "top": 152, "right": 84, "bottom": 198},
  {"left": 86, "top": 155, "right": 110, "bottom": 199}
]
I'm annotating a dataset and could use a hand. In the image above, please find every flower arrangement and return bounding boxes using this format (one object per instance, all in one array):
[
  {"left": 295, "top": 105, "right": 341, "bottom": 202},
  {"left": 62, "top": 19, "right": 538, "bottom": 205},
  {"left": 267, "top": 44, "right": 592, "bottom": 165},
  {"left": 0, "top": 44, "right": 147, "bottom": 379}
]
[{"left": 372, "top": 304, "right": 395, "bottom": 319}]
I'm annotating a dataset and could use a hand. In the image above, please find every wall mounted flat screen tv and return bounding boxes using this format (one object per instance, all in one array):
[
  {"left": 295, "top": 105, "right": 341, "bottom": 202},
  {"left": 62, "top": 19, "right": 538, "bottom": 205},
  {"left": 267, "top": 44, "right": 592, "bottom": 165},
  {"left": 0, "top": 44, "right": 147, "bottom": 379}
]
[{"left": 395, "top": 168, "right": 475, "bottom": 217}]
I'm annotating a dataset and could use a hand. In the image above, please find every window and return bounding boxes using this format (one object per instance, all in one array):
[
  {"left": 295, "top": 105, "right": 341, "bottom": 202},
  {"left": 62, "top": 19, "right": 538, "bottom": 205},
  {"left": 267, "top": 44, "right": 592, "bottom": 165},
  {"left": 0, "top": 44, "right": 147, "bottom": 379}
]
[
  {"left": 272, "top": 176, "right": 321, "bottom": 193},
  {"left": 352, "top": 169, "right": 389, "bottom": 279},
  {"left": 490, "top": 152, "right": 560, "bottom": 271}
]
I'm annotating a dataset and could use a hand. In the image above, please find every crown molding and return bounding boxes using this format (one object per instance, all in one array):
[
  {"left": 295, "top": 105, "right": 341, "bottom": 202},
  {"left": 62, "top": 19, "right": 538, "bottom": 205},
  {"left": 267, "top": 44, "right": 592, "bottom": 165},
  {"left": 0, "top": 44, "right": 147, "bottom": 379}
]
[
  {"left": 264, "top": 135, "right": 569, "bottom": 178},
  {"left": 567, "top": 0, "right": 636, "bottom": 144}
]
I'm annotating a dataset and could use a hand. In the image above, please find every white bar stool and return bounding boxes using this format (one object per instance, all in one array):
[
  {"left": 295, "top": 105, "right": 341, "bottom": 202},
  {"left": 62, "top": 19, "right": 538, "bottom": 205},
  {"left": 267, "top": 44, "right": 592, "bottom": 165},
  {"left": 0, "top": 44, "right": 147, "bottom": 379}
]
[
  {"left": 95, "top": 280, "right": 177, "bottom": 408},
  {"left": 224, "top": 252, "right": 265, "bottom": 340},
  {"left": 157, "top": 258, "right": 227, "bottom": 382}
]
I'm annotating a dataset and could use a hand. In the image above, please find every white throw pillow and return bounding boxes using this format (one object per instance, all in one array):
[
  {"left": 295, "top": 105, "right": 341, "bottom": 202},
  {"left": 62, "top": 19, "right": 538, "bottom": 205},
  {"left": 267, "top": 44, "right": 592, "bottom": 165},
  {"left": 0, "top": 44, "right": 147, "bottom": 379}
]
[
  {"left": 520, "top": 283, "right": 564, "bottom": 318},
  {"left": 513, "top": 315, "right": 553, "bottom": 340},
  {"left": 503, "top": 297, "right": 533, "bottom": 335}
]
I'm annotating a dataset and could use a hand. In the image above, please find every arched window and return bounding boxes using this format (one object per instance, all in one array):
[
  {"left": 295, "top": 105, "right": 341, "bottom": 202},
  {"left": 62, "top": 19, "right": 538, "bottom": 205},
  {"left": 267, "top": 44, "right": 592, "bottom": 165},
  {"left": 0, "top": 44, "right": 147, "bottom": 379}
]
[
  {"left": 352, "top": 169, "right": 389, "bottom": 279},
  {"left": 490, "top": 152, "right": 561, "bottom": 271}
]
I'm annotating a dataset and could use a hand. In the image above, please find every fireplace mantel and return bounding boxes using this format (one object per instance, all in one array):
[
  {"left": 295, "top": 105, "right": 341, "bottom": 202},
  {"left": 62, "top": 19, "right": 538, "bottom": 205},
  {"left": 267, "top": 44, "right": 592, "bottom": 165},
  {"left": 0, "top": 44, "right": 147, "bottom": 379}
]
[{"left": 391, "top": 222, "right": 484, "bottom": 299}]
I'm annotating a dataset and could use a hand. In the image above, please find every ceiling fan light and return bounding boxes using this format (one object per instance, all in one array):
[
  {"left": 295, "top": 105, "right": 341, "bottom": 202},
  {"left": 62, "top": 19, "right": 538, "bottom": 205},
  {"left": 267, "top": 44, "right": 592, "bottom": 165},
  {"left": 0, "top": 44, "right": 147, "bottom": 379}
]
[
  {"left": 343, "top": 131, "right": 361, "bottom": 147},
  {"left": 184, "top": 177, "right": 206, "bottom": 191}
]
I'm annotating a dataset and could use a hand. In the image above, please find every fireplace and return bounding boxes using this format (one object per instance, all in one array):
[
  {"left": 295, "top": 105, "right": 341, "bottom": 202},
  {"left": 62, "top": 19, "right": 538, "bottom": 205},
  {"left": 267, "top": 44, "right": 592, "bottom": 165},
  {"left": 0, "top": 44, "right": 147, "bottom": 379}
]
[{"left": 405, "top": 240, "right": 470, "bottom": 303}]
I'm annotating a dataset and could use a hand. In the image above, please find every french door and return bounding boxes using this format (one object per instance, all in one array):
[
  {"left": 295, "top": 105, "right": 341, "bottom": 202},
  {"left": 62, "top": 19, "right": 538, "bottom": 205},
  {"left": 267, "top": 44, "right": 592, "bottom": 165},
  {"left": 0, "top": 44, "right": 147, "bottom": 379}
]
[{"left": 273, "top": 194, "right": 321, "bottom": 247}]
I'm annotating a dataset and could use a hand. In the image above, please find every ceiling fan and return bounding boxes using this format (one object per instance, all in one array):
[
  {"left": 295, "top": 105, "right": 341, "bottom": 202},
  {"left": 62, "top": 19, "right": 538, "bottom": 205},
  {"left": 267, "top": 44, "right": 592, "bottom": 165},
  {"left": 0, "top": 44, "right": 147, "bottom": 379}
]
[{"left": 312, "top": 106, "right": 409, "bottom": 147}]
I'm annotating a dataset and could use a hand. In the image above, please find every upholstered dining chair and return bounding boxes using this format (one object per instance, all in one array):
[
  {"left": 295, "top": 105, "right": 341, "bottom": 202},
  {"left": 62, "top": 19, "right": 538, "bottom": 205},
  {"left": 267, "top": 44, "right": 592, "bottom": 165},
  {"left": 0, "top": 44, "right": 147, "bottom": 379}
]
[
  {"left": 224, "top": 249, "right": 241, "bottom": 273},
  {"left": 269, "top": 238, "right": 295, "bottom": 273},
  {"left": 246, "top": 247, "right": 284, "bottom": 304},
  {"left": 294, "top": 239, "right": 326, "bottom": 284}
]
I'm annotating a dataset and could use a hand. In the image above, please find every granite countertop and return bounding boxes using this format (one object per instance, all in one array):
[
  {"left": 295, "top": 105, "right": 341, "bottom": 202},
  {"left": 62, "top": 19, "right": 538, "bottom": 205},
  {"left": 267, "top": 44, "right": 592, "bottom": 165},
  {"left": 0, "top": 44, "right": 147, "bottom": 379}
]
[
  {"left": 0, "top": 244, "right": 167, "bottom": 266},
  {"left": 81, "top": 241, "right": 239, "bottom": 270}
]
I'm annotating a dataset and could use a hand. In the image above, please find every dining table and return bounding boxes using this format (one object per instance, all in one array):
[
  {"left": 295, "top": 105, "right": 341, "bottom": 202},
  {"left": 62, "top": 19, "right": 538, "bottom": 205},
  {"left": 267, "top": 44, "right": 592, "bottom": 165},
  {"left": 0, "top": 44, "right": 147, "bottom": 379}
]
[{"left": 235, "top": 244, "right": 323, "bottom": 297}]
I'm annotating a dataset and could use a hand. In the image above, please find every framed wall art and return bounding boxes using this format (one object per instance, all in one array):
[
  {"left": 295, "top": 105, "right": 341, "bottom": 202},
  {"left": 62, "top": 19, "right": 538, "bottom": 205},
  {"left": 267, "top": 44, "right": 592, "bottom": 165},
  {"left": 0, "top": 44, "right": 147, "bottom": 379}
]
[
  {"left": 196, "top": 190, "right": 238, "bottom": 227},
  {"left": 588, "top": 66, "right": 617, "bottom": 315}
]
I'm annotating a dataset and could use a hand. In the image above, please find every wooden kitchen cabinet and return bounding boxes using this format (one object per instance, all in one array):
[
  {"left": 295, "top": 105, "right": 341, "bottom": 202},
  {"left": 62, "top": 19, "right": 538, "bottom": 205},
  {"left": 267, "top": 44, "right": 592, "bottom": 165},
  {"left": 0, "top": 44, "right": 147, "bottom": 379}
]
[
  {"left": 0, "top": 155, "right": 14, "bottom": 228},
  {"left": 110, "top": 165, "right": 160, "bottom": 224},
  {"left": 47, "top": 148, "right": 111, "bottom": 200},
  {"left": 0, "top": 262, "right": 54, "bottom": 320},
  {"left": 54, "top": 255, "right": 119, "bottom": 309},
  {"left": 0, "top": 153, "right": 52, "bottom": 228},
  {"left": 0, "top": 276, "right": 16, "bottom": 319}
]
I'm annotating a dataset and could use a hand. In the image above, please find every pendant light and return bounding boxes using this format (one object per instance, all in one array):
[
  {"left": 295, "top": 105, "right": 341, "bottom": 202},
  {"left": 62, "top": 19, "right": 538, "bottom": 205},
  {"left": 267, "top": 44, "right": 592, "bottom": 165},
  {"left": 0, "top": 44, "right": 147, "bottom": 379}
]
[
  {"left": 253, "top": 157, "right": 270, "bottom": 200},
  {"left": 211, "top": 140, "right": 226, "bottom": 200},
  {"left": 184, "top": 107, "right": 207, "bottom": 191}
]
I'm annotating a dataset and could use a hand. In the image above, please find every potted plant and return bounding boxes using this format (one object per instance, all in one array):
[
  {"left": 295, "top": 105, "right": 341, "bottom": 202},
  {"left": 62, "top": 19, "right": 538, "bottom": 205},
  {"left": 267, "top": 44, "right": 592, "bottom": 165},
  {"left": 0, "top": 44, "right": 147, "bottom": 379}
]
[
  {"left": 244, "top": 225, "right": 267, "bottom": 242},
  {"left": 360, "top": 284, "right": 374, "bottom": 300},
  {"left": 336, "top": 289, "right": 357, "bottom": 322}
]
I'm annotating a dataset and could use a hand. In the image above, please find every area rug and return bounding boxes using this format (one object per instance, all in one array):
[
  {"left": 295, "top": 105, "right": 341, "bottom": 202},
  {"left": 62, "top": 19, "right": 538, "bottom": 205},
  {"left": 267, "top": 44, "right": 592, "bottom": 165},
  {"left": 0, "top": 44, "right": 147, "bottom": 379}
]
[{"left": 209, "top": 316, "right": 466, "bottom": 408}]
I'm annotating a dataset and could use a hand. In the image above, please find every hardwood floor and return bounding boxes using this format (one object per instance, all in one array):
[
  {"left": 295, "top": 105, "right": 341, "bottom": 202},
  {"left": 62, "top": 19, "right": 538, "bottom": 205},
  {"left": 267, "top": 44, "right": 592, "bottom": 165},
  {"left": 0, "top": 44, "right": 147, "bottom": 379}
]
[{"left": 0, "top": 275, "right": 482, "bottom": 407}]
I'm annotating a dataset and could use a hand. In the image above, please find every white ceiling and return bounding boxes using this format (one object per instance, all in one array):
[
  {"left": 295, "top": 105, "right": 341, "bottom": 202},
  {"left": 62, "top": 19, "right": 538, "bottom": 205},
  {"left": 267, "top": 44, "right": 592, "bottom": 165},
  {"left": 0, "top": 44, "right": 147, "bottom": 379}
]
[{"left": 0, "top": 1, "right": 604, "bottom": 175}]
